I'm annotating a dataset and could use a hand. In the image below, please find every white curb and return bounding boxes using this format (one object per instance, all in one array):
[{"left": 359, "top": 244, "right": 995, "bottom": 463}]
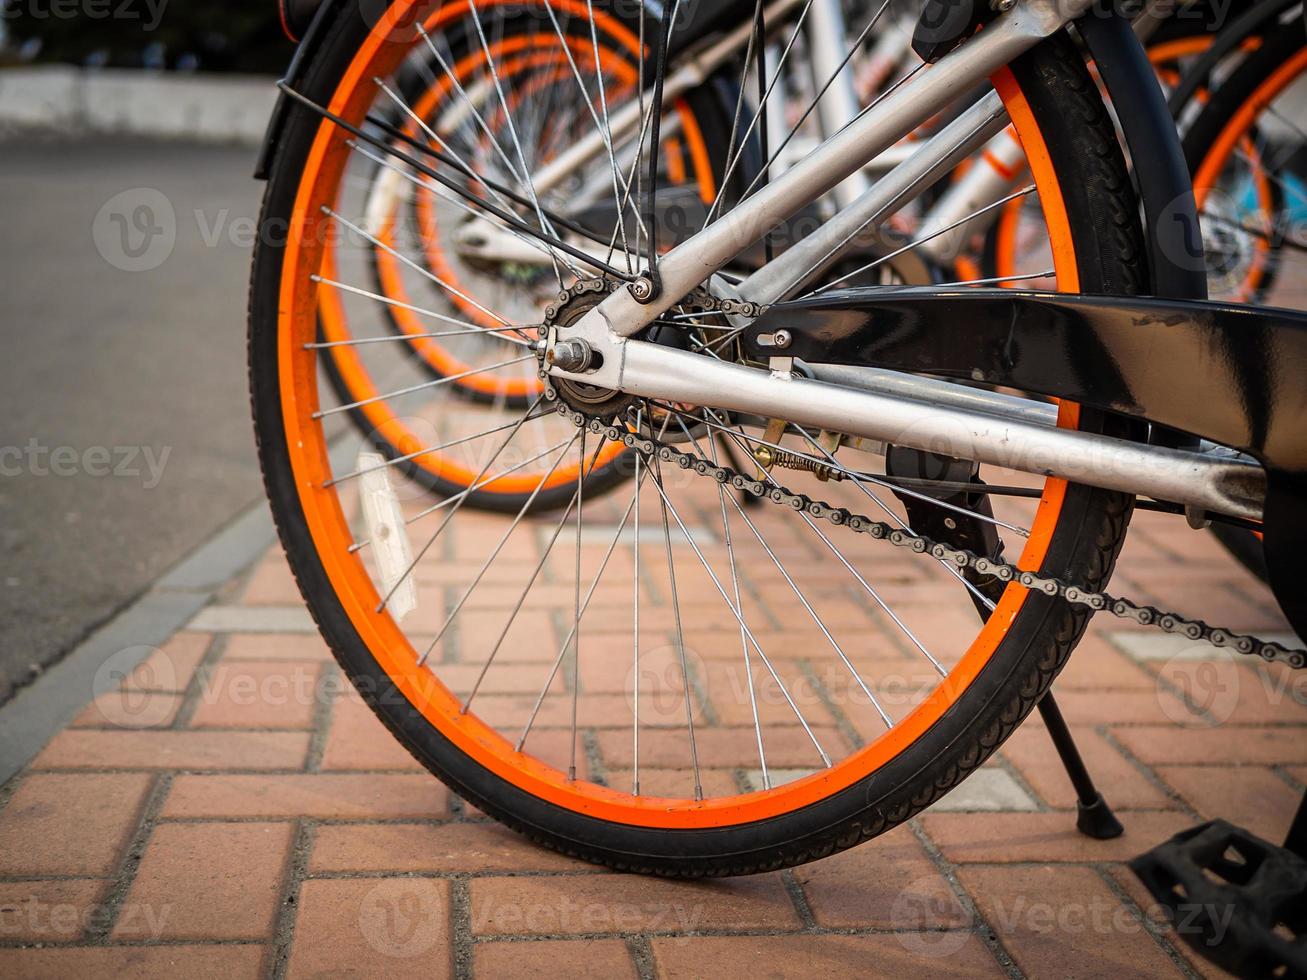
[{"left": 0, "top": 65, "right": 279, "bottom": 144}]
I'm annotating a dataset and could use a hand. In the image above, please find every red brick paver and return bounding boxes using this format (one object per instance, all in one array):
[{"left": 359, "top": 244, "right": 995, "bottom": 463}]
[{"left": 0, "top": 502, "right": 1301, "bottom": 978}]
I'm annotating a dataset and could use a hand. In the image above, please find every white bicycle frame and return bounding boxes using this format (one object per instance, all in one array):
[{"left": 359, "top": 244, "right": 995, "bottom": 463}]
[{"left": 537, "top": 0, "right": 1264, "bottom": 523}]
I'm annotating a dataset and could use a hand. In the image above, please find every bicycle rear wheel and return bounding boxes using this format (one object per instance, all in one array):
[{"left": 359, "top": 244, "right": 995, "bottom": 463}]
[{"left": 251, "top": 0, "right": 1142, "bottom": 874}]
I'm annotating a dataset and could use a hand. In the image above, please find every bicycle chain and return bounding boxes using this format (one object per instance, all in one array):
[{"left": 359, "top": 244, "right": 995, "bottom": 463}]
[{"left": 539, "top": 279, "right": 1307, "bottom": 670}]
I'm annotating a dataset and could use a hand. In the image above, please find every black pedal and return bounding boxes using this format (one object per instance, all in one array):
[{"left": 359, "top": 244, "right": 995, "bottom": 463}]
[{"left": 1129, "top": 819, "right": 1307, "bottom": 979}]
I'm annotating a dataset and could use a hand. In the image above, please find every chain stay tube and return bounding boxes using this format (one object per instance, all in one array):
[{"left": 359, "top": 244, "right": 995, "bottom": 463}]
[{"left": 544, "top": 399, "right": 1306, "bottom": 670}]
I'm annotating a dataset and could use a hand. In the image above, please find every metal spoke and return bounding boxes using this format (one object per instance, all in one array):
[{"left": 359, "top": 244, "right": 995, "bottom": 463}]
[
  {"left": 724, "top": 430, "right": 951, "bottom": 676},
  {"left": 694, "top": 405, "right": 1005, "bottom": 620},
  {"left": 663, "top": 403, "right": 1029, "bottom": 538},
  {"left": 535, "top": 0, "right": 644, "bottom": 266},
  {"left": 672, "top": 416, "right": 767, "bottom": 780},
  {"left": 415, "top": 22, "right": 529, "bottom": 193},
  {"left": 1263, "top": 103, "right": 1307, "bottom": 149},
  {"left": 372, "top": 76, "right": 518, "bottom": 215},
  {"left": 686, "top": 325, "right": 749, "bottom": 356},
  {"left": 587, "top": 0, "right": 642, "bottom": 267},
  {"left": 809, "top": 184, "right": 1037, "bottom": 295},
  {"left": 676, "top": 416, "right": 893, "bottom": 734},
  {"left": 797, "top": 496, "right": 948, "bottom": 676},
  {"left": 313, "top": 353, "right": 534, "bottom": 419},
  {"left": 695, "top": 404, "right": 1012, "bottom": 613},
  {"left": 603, "top": 99, "right": 659, "bottom": 268},
  {"left": 278, "top": 80, "right": 631, "bottom": 275},
  {"left": 634, "top": 0, "right": 648, "bottom": 266},
  {"left": 569, "top": 428, "right": 587, "bottom": 780},
  {"left": 632, "top": 407, "right": 643, "bottom": 795},
  {"left": 308, "top": 275, "right": 532, "bottom": 341},
  {"left": 640, "top": 0, "right": 683, "bottom": 278},
  {"left": 716, "top": 0, "right": 764, "bottom": 231},
  {"left": 702, "top": 0, "right": 818, "bottom": 228},
  {"left": 706, "top": 412, "right": 951, "bottom": 674},
  {"left": 401, "top": 437, "right": 570, "bottom": 527},
  {"left": 734, "top": 0, "right": 893, "bottom": 206},
  {"left": 642, "top": 438, "right": 832, "bottom": 768},
  {"left": 372, "top": 396, "right": 545, "bottom": 609},
  {"left": 357, "top": 91, "right": 641, "bottom": 266},
  {"left": 650, "top": 437, "right": 704, "bottom": 799},
  {"left": 350, "top": 139, "right": 590, "bottom": 280},
  {"left": 927, "top": 269, "right": 1055, "bottom": 289},
  {"left": 516, "top": 460, "right": 649, "bottom": 751},
  {"left": 1200, "top": 208, "right": 1307, "bottom": 256},
  {"left": 461, "top": 436, "right": 612, "bottom": 711},
  {"left": 729, "top": 483, "right": 896, "bottom": 729},
  {"left": 774, "top": 91, "right": 1009, "bottom": 295},
  {"left": 826, "top": 61, "right": 927, "bottom": 143},
  {"left": 308, "top": 326, "right": 530, "bottom": 349},
  {"left": 323, "top": 206, "right": 513, "bottom": 327},
  {"left": 788, "top": 422, "right": 1028, "bottom": 537},
  {"left": 417, "top": 430, "right": 583, "bottom": 668},
  {"left": 465, "top": 0, "right": 566, "bottom": 286},
  {"left": 1234, "top": 144, "right": 1307, "bottom": 210},
  {"left": 347, "top": 444, "right": 556, "bottom": 554},
  {"left": 325, "top": 411, "right": 552, "bottom": 487},
  {"left": 706, "top": 436, "right": 772, "bottom": 782},
  {"left": 788, "top": 422, "right": 1004, "bottom": 613}
]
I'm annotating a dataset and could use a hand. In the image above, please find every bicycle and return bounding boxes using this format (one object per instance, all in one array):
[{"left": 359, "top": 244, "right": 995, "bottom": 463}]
[{"left": 250, "top": 0, "right": 1307, "bottom": 877}]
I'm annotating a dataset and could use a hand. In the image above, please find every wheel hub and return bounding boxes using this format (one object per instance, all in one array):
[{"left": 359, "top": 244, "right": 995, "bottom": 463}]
[{"left": 540, "top": 279, "right": 637, "bottom": 419}]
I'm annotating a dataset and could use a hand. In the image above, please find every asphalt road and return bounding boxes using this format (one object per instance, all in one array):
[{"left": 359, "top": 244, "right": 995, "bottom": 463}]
[{"left": 0, "top": 136, "right": 267, "bottom": 705}]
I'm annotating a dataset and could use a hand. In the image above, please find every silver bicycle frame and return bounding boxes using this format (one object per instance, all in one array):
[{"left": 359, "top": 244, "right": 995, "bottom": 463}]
[
  {"left": 544, "top": 0, "right": 1265, "bottom": 522},
  {"left": 470, "top": 0, "right": 1027, "bottom": 277},
  {"left": 581, "top": 0, "right": 1092, "bottom": 335}
]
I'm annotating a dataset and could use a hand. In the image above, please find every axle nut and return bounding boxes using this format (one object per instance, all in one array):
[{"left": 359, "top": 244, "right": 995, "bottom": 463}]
[{"left": 549, "top": 338, "right": 596, "bottom": 372}]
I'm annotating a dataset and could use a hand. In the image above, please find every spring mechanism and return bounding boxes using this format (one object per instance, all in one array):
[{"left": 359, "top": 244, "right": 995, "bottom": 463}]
[{"left": 753, "top": 444, "right": 844, "bottom": 481}]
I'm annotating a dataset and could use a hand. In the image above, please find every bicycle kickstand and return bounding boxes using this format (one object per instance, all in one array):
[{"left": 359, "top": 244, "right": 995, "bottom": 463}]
[{"left": 1038, "top": 691, "right": 1125, "bottom": 840}]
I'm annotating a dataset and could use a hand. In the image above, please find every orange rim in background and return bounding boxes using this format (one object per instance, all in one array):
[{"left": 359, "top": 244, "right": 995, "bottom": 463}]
[
  {"left": 1192, "top": 48, "right": 1307, "bottom": 301},
  {"left": 327, "top": 7, "right": 715, "bottom": 487}
]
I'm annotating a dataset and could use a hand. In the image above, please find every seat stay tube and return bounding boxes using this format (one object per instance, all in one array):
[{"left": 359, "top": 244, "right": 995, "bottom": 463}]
[{"left": 570, "top": 0, "right": 1096, "bottom": 342}]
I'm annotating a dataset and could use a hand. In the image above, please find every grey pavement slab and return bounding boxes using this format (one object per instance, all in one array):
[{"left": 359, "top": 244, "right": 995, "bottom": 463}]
[{"left": 0, "top": 135, "right": 266, "bottom": 704}]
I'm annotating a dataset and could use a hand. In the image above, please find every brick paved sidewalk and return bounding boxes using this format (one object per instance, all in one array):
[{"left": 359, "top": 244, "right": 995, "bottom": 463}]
[{"left": 0, "top": 507, "right": 1303, "bottom": 979}]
